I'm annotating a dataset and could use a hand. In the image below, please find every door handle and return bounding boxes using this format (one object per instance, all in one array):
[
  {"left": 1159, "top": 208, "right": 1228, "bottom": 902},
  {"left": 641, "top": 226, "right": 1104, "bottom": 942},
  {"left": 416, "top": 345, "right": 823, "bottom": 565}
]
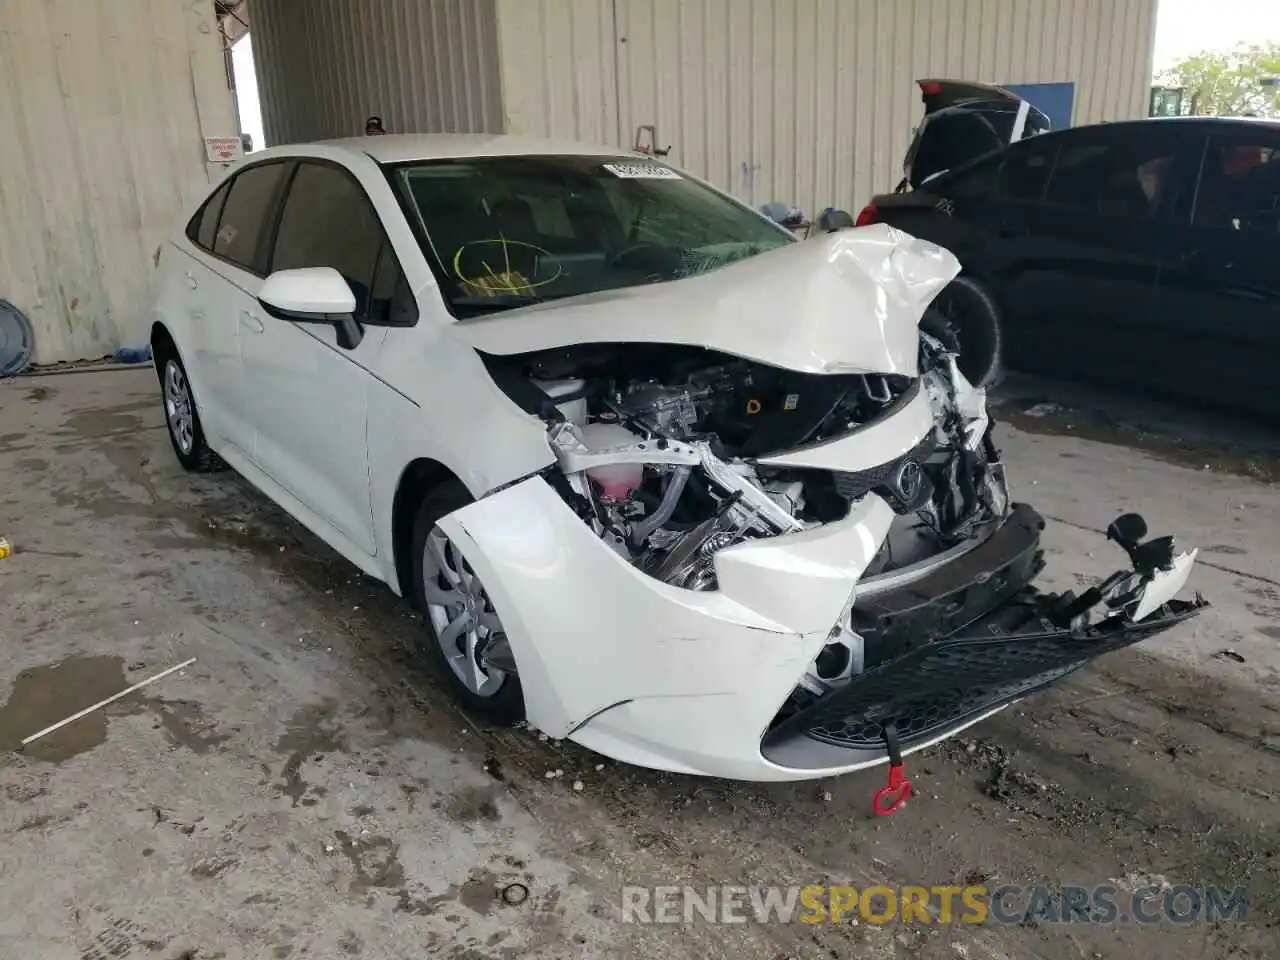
[
  {"left": 239, "top": 310, "right": 264, "bottom": 333},
  {"left": 183, "top": 271, "right": 198, "bottom": 290}
]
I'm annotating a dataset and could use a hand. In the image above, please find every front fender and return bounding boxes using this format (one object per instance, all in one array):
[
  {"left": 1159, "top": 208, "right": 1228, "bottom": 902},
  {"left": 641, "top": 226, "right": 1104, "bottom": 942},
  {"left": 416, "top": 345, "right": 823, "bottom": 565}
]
[{"left": 436, "top": 478, "right": 893, "bottom": 738}]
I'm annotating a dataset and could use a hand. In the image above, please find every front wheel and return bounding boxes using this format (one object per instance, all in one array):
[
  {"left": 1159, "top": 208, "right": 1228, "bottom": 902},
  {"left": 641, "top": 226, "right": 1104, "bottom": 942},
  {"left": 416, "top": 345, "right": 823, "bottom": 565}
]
[
  {"left": 410, "top": 481, "right": 525, "bottom": 724},
  {"left": 929, "top": 275, "right": 1005, "bottom": 390}
]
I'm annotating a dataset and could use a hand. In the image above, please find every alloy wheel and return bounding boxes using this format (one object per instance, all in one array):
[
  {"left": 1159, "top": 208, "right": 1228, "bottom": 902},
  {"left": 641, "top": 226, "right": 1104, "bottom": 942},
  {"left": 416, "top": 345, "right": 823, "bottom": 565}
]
[
  {"left": 163, "top": 359, "right": 195, "bottom": 455},
  {"left": 421, "top": 527, "right": 509, "bottom": 697}
]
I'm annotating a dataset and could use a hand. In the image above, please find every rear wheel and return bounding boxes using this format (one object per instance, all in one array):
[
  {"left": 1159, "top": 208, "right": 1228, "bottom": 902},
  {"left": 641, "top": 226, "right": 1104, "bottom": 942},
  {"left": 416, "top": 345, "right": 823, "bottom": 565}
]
[
  {"left": 410, "top": 481, "right": 525, "bottom": 724},
  {"left": 930, "top": 275, "right": 1005, "bottom": 390},
  {"left": 154, "top": 342, "right": 223, "bottom": 473}
]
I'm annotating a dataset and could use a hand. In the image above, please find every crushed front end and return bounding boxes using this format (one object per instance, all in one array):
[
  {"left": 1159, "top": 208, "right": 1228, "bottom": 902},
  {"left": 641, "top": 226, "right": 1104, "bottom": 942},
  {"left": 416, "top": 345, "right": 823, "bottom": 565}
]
[
  {"left": 463, "top": 324, "right": 1206, "bottom": 781},
  {"left": 443, "top": 225, "right": 1205, "bottom": 781}
]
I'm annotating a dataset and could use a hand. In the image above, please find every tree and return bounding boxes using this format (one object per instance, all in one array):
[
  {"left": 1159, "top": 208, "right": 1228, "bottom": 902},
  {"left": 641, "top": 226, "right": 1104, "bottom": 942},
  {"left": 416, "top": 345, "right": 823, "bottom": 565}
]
[{"left": 1157, "top": 42, "right": 1280, "bottom": 117}]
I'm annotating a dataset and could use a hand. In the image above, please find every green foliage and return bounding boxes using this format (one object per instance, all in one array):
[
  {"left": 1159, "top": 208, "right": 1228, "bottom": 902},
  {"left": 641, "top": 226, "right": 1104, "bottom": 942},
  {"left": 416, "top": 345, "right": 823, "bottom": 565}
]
[{"left": 1157, "top": 42, "right": 1280, "bottom": 116}]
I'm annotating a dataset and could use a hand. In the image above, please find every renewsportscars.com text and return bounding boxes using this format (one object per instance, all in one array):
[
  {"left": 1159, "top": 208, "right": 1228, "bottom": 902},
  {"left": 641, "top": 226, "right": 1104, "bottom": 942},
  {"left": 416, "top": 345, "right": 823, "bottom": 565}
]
[{"left": 621, "top": 884, "right": 1249, "bottom": 926}]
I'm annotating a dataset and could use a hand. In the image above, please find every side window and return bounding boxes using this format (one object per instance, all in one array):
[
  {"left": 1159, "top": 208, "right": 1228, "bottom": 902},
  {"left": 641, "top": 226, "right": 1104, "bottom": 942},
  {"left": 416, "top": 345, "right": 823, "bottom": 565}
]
[
  {"left": 1044, "top": 132, "right": 1196, "bottom": 221},
  {"left": 1193, "top": 133, "right": 1280, "bottom": 234},
  {"left": 998, "top": 139, "right": 1057, "bottom": 203},
  {"left": 212, "top": 162, "right": 288, "bottom": 273},
  {"left": 271, "top": 161, "right": 415, "bottom": 326},
  {"left": 187, "top": 181, "right": 231, "bottom": 251}
]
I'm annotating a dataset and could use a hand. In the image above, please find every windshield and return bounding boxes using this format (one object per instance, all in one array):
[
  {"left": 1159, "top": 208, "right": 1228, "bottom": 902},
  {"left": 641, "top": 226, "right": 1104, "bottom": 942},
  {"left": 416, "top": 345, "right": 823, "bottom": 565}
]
[{"left": 392, "top": 155, "right": 795, "bottom": 317}]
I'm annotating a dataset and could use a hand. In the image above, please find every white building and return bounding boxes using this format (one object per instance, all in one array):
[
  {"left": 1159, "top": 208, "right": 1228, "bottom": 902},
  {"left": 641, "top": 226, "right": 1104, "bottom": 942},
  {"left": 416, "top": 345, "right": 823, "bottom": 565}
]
[{"left": 0, "top": 0, "right": 1159, "bottom": 365}]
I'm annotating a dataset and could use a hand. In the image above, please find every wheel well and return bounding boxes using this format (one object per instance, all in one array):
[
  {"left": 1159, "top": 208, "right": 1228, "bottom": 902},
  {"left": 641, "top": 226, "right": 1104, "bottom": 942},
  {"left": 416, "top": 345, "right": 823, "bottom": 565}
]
[
  {"left": 392, "top": 458, "right": 463, "bottom": 603},
  {"left": 151, "top": 322, "right": 176, "bottom": 360}
]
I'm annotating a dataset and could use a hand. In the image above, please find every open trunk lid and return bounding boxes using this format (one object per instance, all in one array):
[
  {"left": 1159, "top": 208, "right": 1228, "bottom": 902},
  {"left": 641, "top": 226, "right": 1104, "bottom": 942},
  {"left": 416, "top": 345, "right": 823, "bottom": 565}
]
[{"left": 901, "top": 78, "right": 1052, "bottom": 191}]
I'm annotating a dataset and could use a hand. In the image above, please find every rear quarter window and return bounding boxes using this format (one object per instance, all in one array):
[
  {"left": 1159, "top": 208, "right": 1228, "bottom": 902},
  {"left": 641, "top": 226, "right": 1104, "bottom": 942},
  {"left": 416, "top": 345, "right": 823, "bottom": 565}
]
[{"left": 186, "top": 181, "right": 231, "bottom": 251}]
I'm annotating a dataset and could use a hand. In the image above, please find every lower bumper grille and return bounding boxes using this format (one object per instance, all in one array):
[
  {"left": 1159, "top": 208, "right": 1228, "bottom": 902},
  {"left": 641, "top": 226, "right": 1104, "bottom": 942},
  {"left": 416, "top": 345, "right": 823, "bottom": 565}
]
[
  {"left": 785, "top": 597, "right": 1202, "bottom": 755},
  {"left": 760, "top": 503, "right": 1209, "bottom": 769}
]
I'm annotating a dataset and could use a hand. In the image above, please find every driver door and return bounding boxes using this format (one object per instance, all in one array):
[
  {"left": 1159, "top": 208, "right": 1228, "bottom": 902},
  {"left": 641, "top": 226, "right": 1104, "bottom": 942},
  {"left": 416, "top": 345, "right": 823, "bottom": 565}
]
[{"left": 240, "top": 160, "right": 406, "bottom": 556}]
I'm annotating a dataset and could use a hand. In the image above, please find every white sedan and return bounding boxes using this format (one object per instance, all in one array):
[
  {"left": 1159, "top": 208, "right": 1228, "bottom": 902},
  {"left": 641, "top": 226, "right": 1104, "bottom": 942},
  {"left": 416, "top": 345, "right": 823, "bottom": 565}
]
[{"left": 151, "top": 134, "right": 1205, "bottom": 783}]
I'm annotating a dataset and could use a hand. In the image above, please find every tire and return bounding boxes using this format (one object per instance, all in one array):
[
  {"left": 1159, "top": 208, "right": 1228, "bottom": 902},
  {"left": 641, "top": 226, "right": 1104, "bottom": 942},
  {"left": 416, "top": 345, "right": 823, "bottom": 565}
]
[
  {"left": 410, "top": 480, "right": 526, "bottom": 724},
  {"left": 154, "top": 341, "right": 224, "bottom": 473},
  {"left": 930, "top": 275, "right": 1005, "bottom": 390}
]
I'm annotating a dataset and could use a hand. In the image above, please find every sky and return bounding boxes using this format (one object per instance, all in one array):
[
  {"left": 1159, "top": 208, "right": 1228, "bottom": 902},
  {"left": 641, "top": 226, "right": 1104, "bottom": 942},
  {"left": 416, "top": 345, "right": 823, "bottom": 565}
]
[
  {"left": 231, "top": 36, "right": 264, "bottom": 153},
  {"left": 1153, "top": 0, "right": 1280, "bottom": 70}
]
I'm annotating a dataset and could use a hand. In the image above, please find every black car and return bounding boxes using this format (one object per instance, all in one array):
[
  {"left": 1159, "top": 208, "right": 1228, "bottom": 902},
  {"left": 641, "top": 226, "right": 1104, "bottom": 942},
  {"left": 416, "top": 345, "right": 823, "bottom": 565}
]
[{"left": 858, "top": 107, "right": 1280, "bottom": 421}]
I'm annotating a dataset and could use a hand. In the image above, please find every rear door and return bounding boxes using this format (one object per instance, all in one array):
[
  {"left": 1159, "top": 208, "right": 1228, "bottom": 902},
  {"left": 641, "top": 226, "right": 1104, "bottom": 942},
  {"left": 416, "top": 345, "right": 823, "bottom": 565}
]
[
  {"left": 180, "top": 160, "right": 292, "bottom": 454},
  {"left": 1006, "top": 124, "right": 1201, "bottom": 384},
  {"left": 1155, "top": 125, "right": 1280, "bottom": 418}
]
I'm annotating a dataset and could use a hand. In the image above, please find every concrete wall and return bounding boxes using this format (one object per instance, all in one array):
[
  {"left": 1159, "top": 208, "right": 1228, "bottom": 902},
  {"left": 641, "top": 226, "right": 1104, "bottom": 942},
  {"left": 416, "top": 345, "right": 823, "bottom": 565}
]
[
  {"left": 249, "top": 0, "right": 505, "bottom": 144},
  {"left": 0, "top": 0, "right": 238, "bottom": 365},
  {"left": 496, "top": 0, "right": 1160, "bottom": 214}
]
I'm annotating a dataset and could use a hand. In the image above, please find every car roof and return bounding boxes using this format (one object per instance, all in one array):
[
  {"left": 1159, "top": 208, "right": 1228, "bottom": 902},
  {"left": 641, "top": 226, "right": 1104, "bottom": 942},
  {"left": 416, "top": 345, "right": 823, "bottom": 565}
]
[
  {"left": 254, "top": 133, "right": 640, "bottom": 165},
  {"left": 954, "top": 114, "right": 1280, "bottom": 159},
  {"left": 1126, "top": 115, "right": 1280, "bottom": 129},
  {"left": 1041, "top": 116, "right": 1280, "bottom": 139}
]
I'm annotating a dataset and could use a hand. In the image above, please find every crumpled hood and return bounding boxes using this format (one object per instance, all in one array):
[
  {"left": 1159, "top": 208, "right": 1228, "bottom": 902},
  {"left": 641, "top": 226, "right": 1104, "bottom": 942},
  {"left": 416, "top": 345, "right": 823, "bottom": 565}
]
[{"left": 448, "top": 224, "right": 961, "bottom": 377}]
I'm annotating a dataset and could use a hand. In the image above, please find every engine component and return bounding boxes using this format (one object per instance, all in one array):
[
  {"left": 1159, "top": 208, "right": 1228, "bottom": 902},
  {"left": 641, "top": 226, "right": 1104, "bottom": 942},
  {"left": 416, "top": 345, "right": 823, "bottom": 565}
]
[
  {"left": 630, "top": 466, "right": 691, "bottom": 547},
  {"left": 764, "top": 480, "right": 805, "bottom": 516},
  {"left": 579, "top": 422, "right": 645, "bottom": 499},
  {"left": 533, "top": 377, "right": 588, "bottom": 426},
  {"left": 619, "top": 381, "right": 708, "bottom": 436},
  {"left": 651, "top": 506, "right": 748, "bottom": 590},
  {"left": 526, "top": 331, "right": 1003, "bottom": 597}
]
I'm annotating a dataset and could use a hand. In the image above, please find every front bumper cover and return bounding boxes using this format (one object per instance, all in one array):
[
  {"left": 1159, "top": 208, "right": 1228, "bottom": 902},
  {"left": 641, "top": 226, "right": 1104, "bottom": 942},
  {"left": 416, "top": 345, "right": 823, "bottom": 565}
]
[{"left": 762, "top": 503, "right": 1208, "bottom": 771}]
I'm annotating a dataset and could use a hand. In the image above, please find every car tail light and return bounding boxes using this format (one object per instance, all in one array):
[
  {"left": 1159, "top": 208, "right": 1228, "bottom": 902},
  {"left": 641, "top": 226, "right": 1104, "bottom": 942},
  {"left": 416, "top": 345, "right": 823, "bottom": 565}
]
[
  {"left": 854, "top": 203, "right": 880, "bottom": 227},
  {"left": 918, "top": 80, "right": 943, "bottom": 96}
]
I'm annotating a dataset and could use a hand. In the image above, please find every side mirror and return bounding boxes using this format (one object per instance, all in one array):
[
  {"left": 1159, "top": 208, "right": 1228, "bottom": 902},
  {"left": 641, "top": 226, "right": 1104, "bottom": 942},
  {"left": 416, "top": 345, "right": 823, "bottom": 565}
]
[{"left": 258, "top": 267, "right": 364, "bottom": 349}]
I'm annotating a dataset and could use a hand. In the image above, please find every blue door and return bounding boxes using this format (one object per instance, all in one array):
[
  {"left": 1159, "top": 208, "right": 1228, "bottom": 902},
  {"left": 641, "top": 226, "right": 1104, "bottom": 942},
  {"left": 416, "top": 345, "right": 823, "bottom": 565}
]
[{"left": 1002, "top": 82, "right": 1076, "bottom": 129}]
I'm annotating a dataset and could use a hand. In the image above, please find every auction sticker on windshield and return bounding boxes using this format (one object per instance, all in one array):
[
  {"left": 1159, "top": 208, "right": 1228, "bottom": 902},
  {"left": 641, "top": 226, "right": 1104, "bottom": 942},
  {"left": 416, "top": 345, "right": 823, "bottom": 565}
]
[{"left": 602, "top": 162, "right": 681, "bottom": 179}]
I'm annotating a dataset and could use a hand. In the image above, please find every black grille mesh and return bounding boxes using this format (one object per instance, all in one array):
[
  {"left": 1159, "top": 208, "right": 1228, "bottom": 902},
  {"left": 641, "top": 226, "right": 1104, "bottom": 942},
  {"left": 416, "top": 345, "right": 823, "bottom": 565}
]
[{"left": 798, "top": 601, "right": 1202, "bottom": 751}]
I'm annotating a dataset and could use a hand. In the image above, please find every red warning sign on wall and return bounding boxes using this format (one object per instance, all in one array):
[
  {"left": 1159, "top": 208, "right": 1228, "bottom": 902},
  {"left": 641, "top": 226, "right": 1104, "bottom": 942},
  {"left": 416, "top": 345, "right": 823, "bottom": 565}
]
[{"left": 204, "top": 137, "right": 244, "bottom": 164}]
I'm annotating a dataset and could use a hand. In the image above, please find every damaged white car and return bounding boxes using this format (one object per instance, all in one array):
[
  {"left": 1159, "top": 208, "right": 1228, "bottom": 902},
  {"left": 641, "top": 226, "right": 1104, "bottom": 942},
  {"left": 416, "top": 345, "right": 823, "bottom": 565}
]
[{"left": 151, "top": 135, "right": 1206, "bottom": 787}]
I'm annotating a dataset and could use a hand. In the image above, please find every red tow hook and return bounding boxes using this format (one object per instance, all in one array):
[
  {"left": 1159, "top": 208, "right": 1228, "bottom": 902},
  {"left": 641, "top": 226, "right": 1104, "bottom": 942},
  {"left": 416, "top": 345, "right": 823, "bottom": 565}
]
[{"left": 872, "top": 721, "right": 913, "bottom": 816}]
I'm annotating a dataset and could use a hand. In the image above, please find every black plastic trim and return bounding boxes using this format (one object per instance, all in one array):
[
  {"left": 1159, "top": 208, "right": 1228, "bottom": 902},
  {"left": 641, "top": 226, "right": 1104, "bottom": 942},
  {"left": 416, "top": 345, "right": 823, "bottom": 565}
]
[
  {"left": 761, "top": 594, "right": 1205, "bottom": 770},
  {"left": 759, "top": 503, "right": 1208, "bottom": 771}
]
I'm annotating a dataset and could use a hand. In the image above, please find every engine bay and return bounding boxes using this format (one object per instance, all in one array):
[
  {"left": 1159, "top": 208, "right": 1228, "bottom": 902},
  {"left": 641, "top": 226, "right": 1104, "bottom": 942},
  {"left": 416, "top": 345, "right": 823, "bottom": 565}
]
[{"left": 481, "top": 331, "right": 1010, "bottom": 598}]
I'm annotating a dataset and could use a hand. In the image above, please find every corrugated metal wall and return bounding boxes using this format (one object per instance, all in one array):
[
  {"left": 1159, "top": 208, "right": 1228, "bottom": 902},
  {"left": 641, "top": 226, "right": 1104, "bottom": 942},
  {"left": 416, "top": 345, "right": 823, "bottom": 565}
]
[
  {"left": 249, "top": 0, "right": 505, "bottom": 144},
  {"left": 0, "top": 0, "right": 237, "bottom": 364},
  {"left": 492, "top": 0, "right": 622, "bottom": 147},
  {"left": 496, "top": 0, "right": 1159, "bottom": 214}
]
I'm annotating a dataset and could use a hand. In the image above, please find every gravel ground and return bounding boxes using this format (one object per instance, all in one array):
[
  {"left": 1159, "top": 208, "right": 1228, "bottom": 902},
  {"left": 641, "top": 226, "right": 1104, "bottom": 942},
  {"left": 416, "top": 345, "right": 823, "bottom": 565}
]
[{"left": 1, "top": 367, "right": 1276, "bottom": 960}]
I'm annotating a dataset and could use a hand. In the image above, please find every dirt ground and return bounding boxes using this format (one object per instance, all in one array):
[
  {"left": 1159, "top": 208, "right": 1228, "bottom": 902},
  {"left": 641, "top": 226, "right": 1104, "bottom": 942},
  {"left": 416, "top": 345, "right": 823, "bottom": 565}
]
[{"left": 1, "top": 367, "right": 1276, "bottom": 960}]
